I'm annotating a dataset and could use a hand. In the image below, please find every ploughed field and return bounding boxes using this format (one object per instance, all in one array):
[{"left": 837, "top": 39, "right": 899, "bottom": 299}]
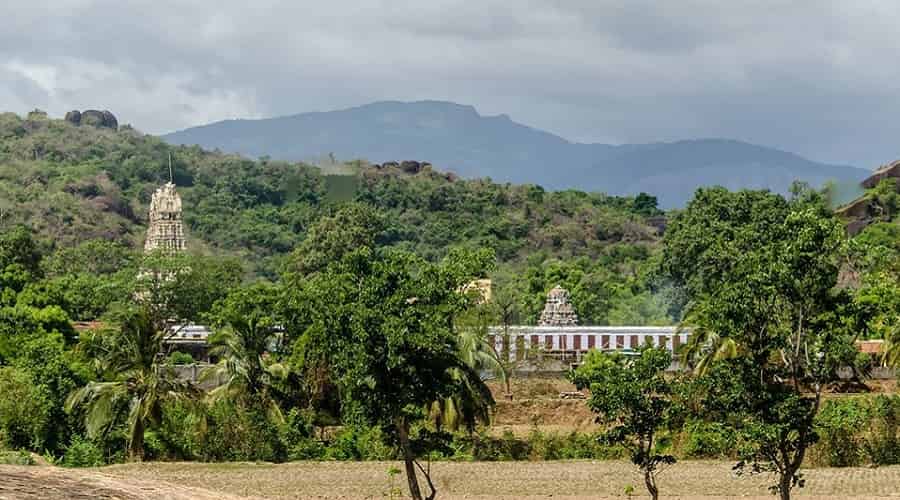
[{"left": 3, "top": 461, "right": 900, "bottom": 499}]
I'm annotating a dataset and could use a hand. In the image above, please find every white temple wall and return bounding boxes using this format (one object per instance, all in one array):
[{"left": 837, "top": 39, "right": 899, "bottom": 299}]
[{"left": 487, "top": 326, "right": 689, "bottom": 362}]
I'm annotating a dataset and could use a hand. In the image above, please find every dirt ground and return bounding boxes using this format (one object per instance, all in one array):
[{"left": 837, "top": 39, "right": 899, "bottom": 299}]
[
  {"left": 0, "top": 464, "right": 244, "bottom": 499},
  {"left": 3, "top": 461, "right": 900, "bottom": 499}
]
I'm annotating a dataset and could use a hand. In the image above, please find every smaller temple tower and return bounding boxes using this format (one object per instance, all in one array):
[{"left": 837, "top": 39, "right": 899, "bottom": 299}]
[
  {"left": 144, "top": 182, "right": 186, "bottom": 253},
  {"left": 538, "top": 285, "right": 578, "bottom": 326}
]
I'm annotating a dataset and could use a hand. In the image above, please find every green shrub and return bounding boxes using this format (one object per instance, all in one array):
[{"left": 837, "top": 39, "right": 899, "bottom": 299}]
[
  {"left": 456, "top": 428, "right": 621, "bottom": 461},
  {"left": 0, "top": 367, "right": 53, "bottom": 451},
  {"left": 526, "top": 428, "right": 620, "bottom": 460},
  {"left": 166, "top": 351, "right": 195, "bottom": 365},
  {"left": 463, "top": 429, "right": 530, "bottom": 461},
  {"left": 679, "top": 421, "right": 737, "bottom": 459},
  {"left": 143, "top": 431, "right": 167, "bottom": 461},
  {"left": 814, "top": 398, "right": 869, "bottom": 466},
  {"left": 279, "top": 408, "right": 321, "bottom": 460},
  {"left": 862, "top": 395, "right": 900, "bottom": 465},
  {"left": 157, "top": 400, "right": 203, "bottom": 460},
  {"left": 201, "top": 399, "right": 282, "bottom": 462},
  {"left": 0, "top": 450, "right": 35, "bottom": 465},
  {"left": 61, "top": 436, "right": 105, "bottom": 467},
  {"left": 288, "top": 437, "right": 326, "bottom": 460},
  {"left": 323, "top": 426, "right": 394, "bottom": 461}
]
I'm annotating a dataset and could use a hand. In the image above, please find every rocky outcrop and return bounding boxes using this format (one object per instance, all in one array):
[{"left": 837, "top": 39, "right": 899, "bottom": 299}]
[
  {"left": 371, "top": 160, "right": 433, "bottom": 174},
  {"left": 837, "top": 158, "right": 900, "bottom": 236},
  {"left": 65, "top": 109, "right": 118, "bottom": 130},
  {"left": 64, "top": 110, "right": 81, "bottom": 124},
  {"left": 861, "top": 160, "right": 900, "bottom": 189}
]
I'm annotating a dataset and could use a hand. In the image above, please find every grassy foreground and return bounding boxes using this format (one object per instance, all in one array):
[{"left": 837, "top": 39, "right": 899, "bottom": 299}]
[{"left": 3, "top": 460, "right": 900, "bottom": 499}]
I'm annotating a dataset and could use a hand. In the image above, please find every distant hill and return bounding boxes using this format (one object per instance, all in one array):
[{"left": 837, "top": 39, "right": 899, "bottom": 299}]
[{"left": 162, "top": 100, "right": 867, "bottom": 208}]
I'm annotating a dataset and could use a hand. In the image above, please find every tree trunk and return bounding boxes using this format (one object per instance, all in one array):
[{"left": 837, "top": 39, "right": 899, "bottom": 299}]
[
  {"left": 129, "top": 418, "right": 145, "bottom": 462},
  {"left": 778, "top": 473, "right": 792, "bottom": 500},
  {"left": 644, "top": 469, "right": 658, "bottom": 500},
  {"left": 397, "top": 419, "right": 423, "bottom": 500}
]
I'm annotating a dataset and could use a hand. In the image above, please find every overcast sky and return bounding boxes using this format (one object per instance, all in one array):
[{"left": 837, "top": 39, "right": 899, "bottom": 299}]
[{"left": 2, "top": 1, "right": 898, "bottom": 168}]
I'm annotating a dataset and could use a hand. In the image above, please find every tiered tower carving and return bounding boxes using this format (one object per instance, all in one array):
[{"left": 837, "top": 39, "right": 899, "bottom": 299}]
[
  {"left": 538, "top": 285, "right": 578, "bottom": 326},
  {"left": 144, "top": 182, "right": 186, "bottom": 253}
]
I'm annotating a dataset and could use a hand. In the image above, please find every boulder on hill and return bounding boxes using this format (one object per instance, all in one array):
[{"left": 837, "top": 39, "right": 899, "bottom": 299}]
[
  {"left": 373, "top": 160, "right": 434, "bottom": 174},
  {"left": 65, "top": 109, "right": 118, "bottom": 130},
  {"left": 400, "top": 161, "right": 422, "bottom": 174},
  {"left": 64, "top": 110, "right": 81, "bottom": 124}
]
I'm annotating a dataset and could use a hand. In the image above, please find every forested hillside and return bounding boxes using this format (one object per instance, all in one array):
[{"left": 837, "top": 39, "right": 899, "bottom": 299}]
[{"left": 0, "top": 110, "right": 667, "bottom": 325}]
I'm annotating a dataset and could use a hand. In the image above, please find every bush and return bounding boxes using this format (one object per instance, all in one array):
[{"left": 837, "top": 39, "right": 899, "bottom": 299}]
[
  {"left": 61, "top": 436, "right": 105, "bottom": 467},
  {"left": 157, "top": 400, "right": 203, "bottom": 460},
  {"left": 166, "top": 351, "right": 195, "bottom": 365},
  {"left": 526, "top": 428, "right": 621, "bottom": 460},
  {"left": 0, "top": 367, "right": 53, "bottom": 451},
  {"left": 811, "top": 395, "right": 900, "bottom": 467},
  {"left": 201, "top": 398, "right": 282, "bottom": 462},
  {"left": 814, "top": 398, "right": 869, "bottom": 466},
  {"left": 0, "top": 450, "right": 35, "bottom": 465},
  {"left": 323, "top": 426, "right": 394, "bottom": 461},
  {"left": 862, "top": 395, "right": 900, "bottom": 465},
  {"left": 288, "top": 437, "right": 327, "bottom": 460},
  {"left": 678, "top": 421, "right": 738, "bottom": 459},
  {"left": 466, "top": 429, "right": 530, "bottom": 461}
]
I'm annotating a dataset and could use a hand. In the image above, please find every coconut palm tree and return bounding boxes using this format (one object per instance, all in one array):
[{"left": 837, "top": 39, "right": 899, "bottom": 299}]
[
  {"left": 427, "top": 312, "right": 497, "bottom": 433},
  {"left": 679, "top": 324, "right": 738, "bottom": 376},
  {"left": 66, "top": 306, "right": 199, "bottom": 461},
  {"left": 201, "top": 284, "right": 287, "bottom": 422}
]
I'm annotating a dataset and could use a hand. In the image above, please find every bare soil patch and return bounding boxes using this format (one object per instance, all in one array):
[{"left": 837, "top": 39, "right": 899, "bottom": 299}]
[
  {"left": 87, "top": 460, "right": 900, "bottom": 499},
  {"left": 0, "top": 465, "right": 251, "bottom": 500}
]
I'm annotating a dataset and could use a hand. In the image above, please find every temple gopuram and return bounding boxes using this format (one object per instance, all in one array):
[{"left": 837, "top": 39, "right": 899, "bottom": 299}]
[
  {"left": 144, "top": 182, "right": 186, "bottom": 253},
  {"left": 538, "top": 285, "right": 579, "bottom": 326}
]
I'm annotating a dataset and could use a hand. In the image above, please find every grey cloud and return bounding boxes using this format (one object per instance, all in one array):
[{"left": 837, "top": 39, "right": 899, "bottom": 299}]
[{"left": 1, "top": 0, "right": 899, "bottom": 167}]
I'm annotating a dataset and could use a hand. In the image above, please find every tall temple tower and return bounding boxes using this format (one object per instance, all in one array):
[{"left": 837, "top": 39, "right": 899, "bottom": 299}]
[
  {"left": 538, "top": 285, "right": 578, "bottom": 326},
  {"left": 144, "top": 182, "right": 186, "bottom": 253}
]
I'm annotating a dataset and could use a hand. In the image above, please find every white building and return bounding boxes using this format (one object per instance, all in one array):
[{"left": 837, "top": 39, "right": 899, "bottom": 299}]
[{"left": 488, "top": 325, "right": 688, "bottom": 363}]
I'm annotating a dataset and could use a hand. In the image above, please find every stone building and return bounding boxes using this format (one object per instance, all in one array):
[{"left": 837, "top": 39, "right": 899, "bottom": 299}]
[
  {"left": 538, "top": 285, "right": 579, "bottom": 326},
  {"left": 144, "top": 182, "right": 186, "bottom": 253}
]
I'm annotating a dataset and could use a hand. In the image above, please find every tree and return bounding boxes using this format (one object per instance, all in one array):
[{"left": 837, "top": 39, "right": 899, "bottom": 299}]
[
  {"left": 429, "top": 307, "right": 497, "bottom": 433},
  {"left": 570, "top": 346, "right": 676, "bottom": 500},
  {"left": 486, "top": 283, "right": 525, "bottom": 399},
  {"left": 66, "top": 305, "right": 199, "bottom": 461},
  {"left": 283, "top": 203, "right": 387, "bottom": 278},
  {"left": 292, "top": 246, "right": 493, "bottom": 500},
  {"left": 662, "top": 187, "right": 853, "bottom": 500},
  {"left": 0, "top": 226, "right": 43, "bottom": 304},
  {"left": 203, "top": 283, "right": 288, "bottom": 422},
  {"left": 134, "top": 251, "right": 242, "bottom": 334},
  {"left": 0, "top": 226, "right": 42, "bottom": 279}
]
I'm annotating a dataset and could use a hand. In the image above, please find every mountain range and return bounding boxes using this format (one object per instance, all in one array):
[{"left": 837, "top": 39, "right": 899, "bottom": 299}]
[{"left": 162, "top": 100, "right": 868, "bottom": 207}]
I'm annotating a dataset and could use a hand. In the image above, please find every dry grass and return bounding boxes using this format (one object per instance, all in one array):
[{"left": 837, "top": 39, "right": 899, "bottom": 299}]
[{"left": 0, "top": 460, "right": 882, "bottom": 499}]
